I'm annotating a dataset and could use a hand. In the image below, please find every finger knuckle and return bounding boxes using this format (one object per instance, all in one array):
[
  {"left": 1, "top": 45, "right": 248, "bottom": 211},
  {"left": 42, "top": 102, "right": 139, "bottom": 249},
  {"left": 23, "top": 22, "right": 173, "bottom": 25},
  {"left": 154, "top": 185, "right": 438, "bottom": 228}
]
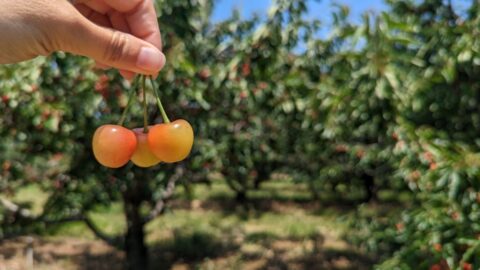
[{"left": 104, "top": 31, "right": 129, "bottom": 63}]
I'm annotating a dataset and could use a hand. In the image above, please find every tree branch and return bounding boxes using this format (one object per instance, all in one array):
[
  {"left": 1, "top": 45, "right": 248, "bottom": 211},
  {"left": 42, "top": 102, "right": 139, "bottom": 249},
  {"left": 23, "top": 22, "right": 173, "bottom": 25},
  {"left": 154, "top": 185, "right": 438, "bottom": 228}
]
[
  {"left": 83, "top": 214, "right": 123, "bottom": 248},
  {"left": 0, "top": 197, "right": 34, "bottom": 219},
  {"left": 144, "top": 165, "right": 184, "bottom": 224},
  {"left": 43, "top": 214, "right": 84, "bottom": 224},
  {"left": 1, "top": 196, "right": 122, "bottom": 248},
  {"left": 43, "top": 214, "right": 122, "bottom": 248},
  {"left": 446, "top": 0, "right": 459, "bottom": 22}
]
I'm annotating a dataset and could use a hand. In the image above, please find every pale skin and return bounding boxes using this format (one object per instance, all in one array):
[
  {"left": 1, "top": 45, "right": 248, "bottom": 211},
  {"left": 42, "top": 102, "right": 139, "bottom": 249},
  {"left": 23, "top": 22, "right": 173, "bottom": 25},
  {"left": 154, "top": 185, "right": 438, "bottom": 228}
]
[{"left": 0, "top": 0, "right": 165, "bottom": 79}]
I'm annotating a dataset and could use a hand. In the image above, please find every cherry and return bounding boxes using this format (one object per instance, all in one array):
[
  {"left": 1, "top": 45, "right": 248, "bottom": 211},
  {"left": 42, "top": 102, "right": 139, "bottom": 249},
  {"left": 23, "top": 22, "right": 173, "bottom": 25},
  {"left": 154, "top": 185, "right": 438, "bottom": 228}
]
[
  {"left": 147, "top": 119, "right": 194, "bottom": 163},
  {"left": 131, "top": 128, "right": 161, "bottom": 168},
  {"left": 92, "top": 125, "right": 137, "bottom": 168}
]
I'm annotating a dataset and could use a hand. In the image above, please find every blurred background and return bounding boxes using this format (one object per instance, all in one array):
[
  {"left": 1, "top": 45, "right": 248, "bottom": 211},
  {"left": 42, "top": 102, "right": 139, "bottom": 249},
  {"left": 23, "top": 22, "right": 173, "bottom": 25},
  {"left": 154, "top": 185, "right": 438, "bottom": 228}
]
[{"left": 1, "top": 0, "right": 480, "bottom": 269}]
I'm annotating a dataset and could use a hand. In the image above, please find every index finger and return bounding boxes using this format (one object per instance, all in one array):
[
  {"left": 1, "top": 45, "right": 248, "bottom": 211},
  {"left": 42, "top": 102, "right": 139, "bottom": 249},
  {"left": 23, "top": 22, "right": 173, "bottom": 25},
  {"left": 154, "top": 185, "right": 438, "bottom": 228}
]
[{"left": 104, "top": 0, "right": 162, "bottom": 50}]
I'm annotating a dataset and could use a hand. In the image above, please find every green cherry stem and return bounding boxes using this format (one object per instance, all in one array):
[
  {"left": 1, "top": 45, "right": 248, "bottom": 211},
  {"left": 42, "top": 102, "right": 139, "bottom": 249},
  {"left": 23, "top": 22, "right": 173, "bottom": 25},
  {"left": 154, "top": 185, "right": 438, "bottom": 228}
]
[
  {"left": 141, "top": 76, "right": 149, "bottom": 133},
  {"left": 118, "top": 76, "right": 140, "bottom": 126},
  {"left": 149, "top": 76, "right": 170, "bottom": 124}
]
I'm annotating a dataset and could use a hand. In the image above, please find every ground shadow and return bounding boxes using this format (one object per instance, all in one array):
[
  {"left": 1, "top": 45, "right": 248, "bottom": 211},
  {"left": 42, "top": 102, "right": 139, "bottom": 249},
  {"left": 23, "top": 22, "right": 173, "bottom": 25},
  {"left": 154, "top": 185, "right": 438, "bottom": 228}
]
[
  {"left": 174, "top": 186, "right": 411, "bottom": 220},
  {"left": 170, "top": 194, "right": 362, "bottom": 218},
  {"left": 0, "top": 230, "right": 374, "bottom": 270},
  {"left": 291, "top": 247, "right": 374, "bottom": 270},
  {"left": 0, "top": 245, "right": 19, "bottom": 260},
  {"left": 238, "top": 232, "right": 374, "bottom": 270},
  {"left": 148, "top": 228, "right": 240, "bottom": 269}
]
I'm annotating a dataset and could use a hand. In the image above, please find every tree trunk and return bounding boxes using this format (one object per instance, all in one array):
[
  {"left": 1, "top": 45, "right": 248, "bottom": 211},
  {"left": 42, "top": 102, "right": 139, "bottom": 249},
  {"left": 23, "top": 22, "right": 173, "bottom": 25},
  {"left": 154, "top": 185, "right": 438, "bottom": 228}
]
[
  {"left": 235, "top": 190, "right": 247, "bottom": 204},
  {"left": 124, "top": 199, "right": 148, "bottom": 270},
  {"left": 362, "top": 173, "right": 377, "bottom": 203},
  {"left": 253, "top": 166, "right": 270, "bottom": 190},
  {"left": 307, "top": 180, "right": 320, "bottom": 201},
  {"left": 253, "top": 176, "right": 262, "bottom": 190}
]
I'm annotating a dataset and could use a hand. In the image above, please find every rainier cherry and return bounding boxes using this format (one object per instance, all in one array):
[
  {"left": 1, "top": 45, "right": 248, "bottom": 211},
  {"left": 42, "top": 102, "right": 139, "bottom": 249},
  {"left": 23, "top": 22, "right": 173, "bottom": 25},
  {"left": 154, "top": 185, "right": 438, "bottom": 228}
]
[
  {"left": 131, "top": 127, "right": 161, "bottom": 168},
  {"left": 147, "top": 119, "right": 194, "bottom": 163},
  {"left": 92, "top": 125, "right": 137, "bottom": 168}
]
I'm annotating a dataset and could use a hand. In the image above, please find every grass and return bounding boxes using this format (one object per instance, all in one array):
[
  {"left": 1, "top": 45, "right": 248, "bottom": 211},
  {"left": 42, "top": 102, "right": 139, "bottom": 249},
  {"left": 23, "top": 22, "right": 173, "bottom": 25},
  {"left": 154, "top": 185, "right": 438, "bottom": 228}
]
[
  {"left": 11, "top": 184, "right": 49, "bottom": 215},
  {"left": 4, "top": 179, "right": 375, "bottom": 270}
]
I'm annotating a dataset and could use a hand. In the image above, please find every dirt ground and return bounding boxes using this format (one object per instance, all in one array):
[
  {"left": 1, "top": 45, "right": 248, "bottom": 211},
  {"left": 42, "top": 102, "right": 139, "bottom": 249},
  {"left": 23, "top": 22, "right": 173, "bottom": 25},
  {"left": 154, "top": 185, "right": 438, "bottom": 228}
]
[
  {"left": 0, "top": 234, "right": 369, "bottom": 270},
  {"left": 0, "top": 183, "right": 374, "bottom": 270},
  {"left": 0, "top": 236, "right": 122, "bottom": 270}
]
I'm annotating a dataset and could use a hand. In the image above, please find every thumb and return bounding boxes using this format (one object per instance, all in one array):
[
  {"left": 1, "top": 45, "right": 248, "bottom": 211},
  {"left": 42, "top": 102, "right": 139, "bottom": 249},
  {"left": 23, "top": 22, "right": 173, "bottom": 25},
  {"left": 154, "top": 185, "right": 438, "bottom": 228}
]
[{"left": 62, "top": 15, "right": 165, "bottom": 76}]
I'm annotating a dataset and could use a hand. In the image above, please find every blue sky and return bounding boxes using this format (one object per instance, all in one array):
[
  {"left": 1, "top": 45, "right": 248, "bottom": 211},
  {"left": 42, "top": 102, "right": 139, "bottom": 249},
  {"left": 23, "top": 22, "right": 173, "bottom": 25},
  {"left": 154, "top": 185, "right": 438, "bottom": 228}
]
[
  {"left": 212, "top": 0, "right": 472, "bottom": 23},
  {"left": 212, "top": 0, "right": 387, "bottom": 23},
  {"left": 211, "top": 0, "right": 471, "bottom": 51},
  {"left": 211, "top": 0, "right": 387, "bottom": 41}
]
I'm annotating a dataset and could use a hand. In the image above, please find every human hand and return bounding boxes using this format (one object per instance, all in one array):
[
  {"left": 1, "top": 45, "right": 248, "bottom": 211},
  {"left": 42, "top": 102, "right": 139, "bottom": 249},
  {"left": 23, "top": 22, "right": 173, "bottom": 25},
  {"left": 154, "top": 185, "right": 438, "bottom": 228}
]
[{"left": 0, "top": 0, "right": 165, "bottom": 79}]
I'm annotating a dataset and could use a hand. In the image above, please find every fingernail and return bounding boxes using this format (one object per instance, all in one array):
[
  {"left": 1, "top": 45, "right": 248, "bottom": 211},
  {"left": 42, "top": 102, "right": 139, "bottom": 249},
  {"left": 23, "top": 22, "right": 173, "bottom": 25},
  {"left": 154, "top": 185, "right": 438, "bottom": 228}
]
[{"left": 136, "top": 47, "right": 166, "bottom": 72}]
